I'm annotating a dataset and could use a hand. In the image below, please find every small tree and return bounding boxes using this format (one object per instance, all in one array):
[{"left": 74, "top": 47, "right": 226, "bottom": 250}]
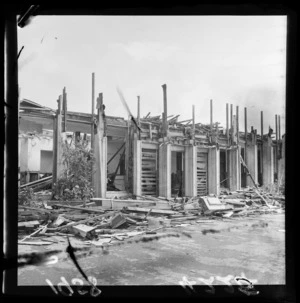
[{"left": 53, "top": 139, "right": 95, "bottom": 201}]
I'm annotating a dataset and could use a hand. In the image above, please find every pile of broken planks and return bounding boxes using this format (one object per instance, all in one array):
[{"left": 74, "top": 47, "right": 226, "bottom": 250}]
[{"left": 18, "top": 187, "right": 284, "bottom": 247}]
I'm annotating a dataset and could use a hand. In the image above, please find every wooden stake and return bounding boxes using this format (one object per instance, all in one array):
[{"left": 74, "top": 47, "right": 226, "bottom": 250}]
[
  {"left": 62, "top": 87, "right": 67, "bottom": 132},
  {"left": 91, "top": 72, "right": 95, "bottom": 152},
  {"left": 137, "top": 96, "right": 141, "bottom": 140},
  {"left": 230, "top": 104, "right": 233, "bottom": 144},
  {"left": 94, "top": 92, "right": 107, "bottom": 198},
  {"left": 137, "top": 96, "right": 140, "bottom": 125},
  {"left": 236, "top": 106, "right": 239, "bottom": 145},
  {"left": 162, "top": 84, "right": 168, "bottom": 137},
  {"left": 210, "top": 99, "right": 213, "bottom": 132},
  {"left": 226, "top": 103, "right": 229, "bottom": 143},
  {"left": 278, "top": 115, "right": 281, "bottom": 140},
  {"left": 192, "top": 105, "right": 195, "bottom": 143}
]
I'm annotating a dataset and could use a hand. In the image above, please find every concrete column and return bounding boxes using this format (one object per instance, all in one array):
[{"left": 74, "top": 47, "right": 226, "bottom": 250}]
[
  {"left": 262, "top": 137, "right": 274, "bottom": 186},
  {"left": 159, "top": 143, "right": 171, "bottom": 199},
  {"left": 133, "top": 135, "right": 141, "bottom": 196},
  {"left": 246, "top": 142, "right": 258, "bottom": 186},
  {"left": 208, "top": 146, "right": 220, "bottom": 195},
  {"left": 228, "top": 147, "right": 241, "bottom": 191},
  {"left": 184, "top": 145, "right": 197, "bottom": 197}
]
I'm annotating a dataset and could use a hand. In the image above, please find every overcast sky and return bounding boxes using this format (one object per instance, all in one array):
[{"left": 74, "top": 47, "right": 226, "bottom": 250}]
[{"left": 18, "top": 15, "right": 286, "bottom": 135}]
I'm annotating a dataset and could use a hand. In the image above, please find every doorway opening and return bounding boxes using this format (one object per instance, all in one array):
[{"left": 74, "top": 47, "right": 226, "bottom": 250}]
[
  {"left": 219, "top": 150, "right": 227, "bottom": 189},
  {"left": 171, "top": 151, "right": 184, "bottom": 197},
  {"left": 240, "top": 147, "right": 247, "bottom": 187}
]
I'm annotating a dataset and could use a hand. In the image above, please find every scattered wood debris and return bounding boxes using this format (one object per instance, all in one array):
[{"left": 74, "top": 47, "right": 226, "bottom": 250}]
[{"left": 18, "top": 186, "right": 284, "bottom": 246}]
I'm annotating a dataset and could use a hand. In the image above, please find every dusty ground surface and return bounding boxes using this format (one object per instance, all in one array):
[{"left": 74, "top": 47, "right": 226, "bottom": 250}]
[{"left": 18, "top": 213, "right": 285, "bottom": 287}]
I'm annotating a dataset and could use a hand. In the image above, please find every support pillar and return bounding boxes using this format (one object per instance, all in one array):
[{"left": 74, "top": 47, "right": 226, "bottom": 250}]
[
  {"left": 133, "top": 134, "right": 142, "bottom": 196},
  {"left": 246, "top": 142, "right": 258, "bottom": 186},
  {"left": 184, "top": 145, "right": 197, "bottom": 197},
  {"left": 228, "top": 147, "right": 241, "bottom": 191},
  {"left": 208, "top": 146, "right": 220, "bottom": 195},
  {"left": 262, "top": 137, "right": 274, "bottom": 186},
  {"left": 159, "top": 143, "right": 171, "bottom": 199},
  {"left": 94, "top": 93, "right": 107, "bottom": 198}
]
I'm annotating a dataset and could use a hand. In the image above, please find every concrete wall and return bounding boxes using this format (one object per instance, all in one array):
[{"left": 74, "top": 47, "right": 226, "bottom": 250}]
[
  {"left": 40, "top": 150, "right": 53, "bottom": 173},
  {"left": 208, "top": 147, "right": 220, "bottom": 195},
  {"left": 19, "top": 136, "right": 28, "bottom": 171},
  {"left": 27, "top": 136, "right": 53, "bottom": 172}
]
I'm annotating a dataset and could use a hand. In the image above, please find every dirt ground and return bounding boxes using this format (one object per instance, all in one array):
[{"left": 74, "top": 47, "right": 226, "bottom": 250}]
[{"left": 18, "top": 213, "right": 285, "bottom": 287}]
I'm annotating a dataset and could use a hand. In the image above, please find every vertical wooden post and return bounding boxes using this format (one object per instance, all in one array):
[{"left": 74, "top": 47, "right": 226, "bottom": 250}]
[
  {"left": 244, "top": 107, "right": 248, "bottom": 167},
  {"left": 192, "top": 105, "right": 195, "bottom": 144},
  {"left": 278, "top": 115, "right": 281, "bottom": 140},
  {"left": 261, "top": 111, "right": 264, "bottom": 177},
  {"left": 226, "top": 103, "right": 229, "bottom": 143},
  {"left": 94, "top": 93, "right": 107, "bottom": 198},
  {"left": 53, "top": 95, "right": 63, "bottom": 190},
  {"left": 137, "top": 96, "right": 141, "bottom": 140},
  {"left": 137, "top": 96, "right": 140, "bottom": 125},
  {"left": 125, "top": 115, "right": 130, "bottom": 191},
  {"left": 162, "top": 84, "right": 168, "bottom": 138},
  {"left": 91, "top": 73, "right": 95, "bottom": 148},
  {"left": 62, "top": 87, "right": 67, "bottom": 132},
  {"left": 236, "top": 106, "right": 239, "bottom": 145},
  {"left": 210, "top": 99, "right": 213, "bottom": 132},
  {"left": 230, "top": 104, "right": 233, "bottom": 143},
  {"left": 275, "top": 114, "right": 278, "bottom": 179}
]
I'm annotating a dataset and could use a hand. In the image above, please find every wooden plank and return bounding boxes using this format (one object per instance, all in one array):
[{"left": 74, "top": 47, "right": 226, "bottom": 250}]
[
  {"left": 126, "top": 207, "right": 176, "bottom": 215},
  {"left": 52, "top": 204, "right": 105, "bottom": 213}
]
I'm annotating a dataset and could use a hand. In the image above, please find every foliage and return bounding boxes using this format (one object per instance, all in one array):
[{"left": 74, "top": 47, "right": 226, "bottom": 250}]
[
  {"left": 18, "top": 187, "right": 33, "bottom": 205},
  {"left": 53, "top": 139, "right": 95, "bottom": 201}
]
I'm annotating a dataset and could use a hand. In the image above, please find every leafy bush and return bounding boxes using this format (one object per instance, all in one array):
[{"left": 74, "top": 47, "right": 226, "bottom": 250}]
[{"left": 53, "top": 140, "right": 95, "bottom": 201}]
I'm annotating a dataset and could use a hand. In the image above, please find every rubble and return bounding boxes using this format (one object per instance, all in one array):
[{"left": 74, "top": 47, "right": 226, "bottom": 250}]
[{"left": 18, "top": 185, "right": 285, "bottom": 247}]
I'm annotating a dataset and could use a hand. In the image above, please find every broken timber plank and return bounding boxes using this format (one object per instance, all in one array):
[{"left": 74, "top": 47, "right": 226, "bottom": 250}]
[
  {"left": 52, "top": 204, "right": 105, "bottom": 213},
  {"left": 125, "top": 207, "right": 177, "bottom": 215},
  {"left": 18, "top": 241, "right": 53, "bottom": 246}
]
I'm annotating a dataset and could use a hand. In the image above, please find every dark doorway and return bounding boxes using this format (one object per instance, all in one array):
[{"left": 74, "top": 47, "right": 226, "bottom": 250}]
[
  {"left": 240, "top": 148, "right": 247, "bottom": 187},
  {"left": 171, "top": 151, "right": 184, "bottom": 197},
  {"left": 220, "top": 150, "right": 227, "bottom": 188},
  {"left": 257, "top": 148, "right": 263, "bottom": 186}
]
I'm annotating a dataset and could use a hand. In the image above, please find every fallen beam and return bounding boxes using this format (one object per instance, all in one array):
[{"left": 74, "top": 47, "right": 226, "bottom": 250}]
[
  {"left": 52, "top": 203, "right": 105, "bottom": 213},
  {"left": 20, "top": 176, "right": 52, "bottom": 189},
  {"left": 124, "top": 207, "right": 177, "bottom": 215}
]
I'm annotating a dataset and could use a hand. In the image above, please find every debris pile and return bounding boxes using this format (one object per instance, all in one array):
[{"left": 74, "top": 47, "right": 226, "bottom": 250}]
[{"left": 18, "top": 185, "right": 284, "bottom": 247}]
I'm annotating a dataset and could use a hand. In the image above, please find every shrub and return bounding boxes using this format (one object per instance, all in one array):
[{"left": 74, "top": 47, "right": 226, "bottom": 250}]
[{"left": 53, "top": 139, "right": 95, "bottom": 201}]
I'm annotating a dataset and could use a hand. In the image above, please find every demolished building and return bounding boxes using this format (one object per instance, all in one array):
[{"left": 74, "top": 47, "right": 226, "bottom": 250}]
[{"left": 18, "top": 84, "right": 285, "bottom": 200}]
